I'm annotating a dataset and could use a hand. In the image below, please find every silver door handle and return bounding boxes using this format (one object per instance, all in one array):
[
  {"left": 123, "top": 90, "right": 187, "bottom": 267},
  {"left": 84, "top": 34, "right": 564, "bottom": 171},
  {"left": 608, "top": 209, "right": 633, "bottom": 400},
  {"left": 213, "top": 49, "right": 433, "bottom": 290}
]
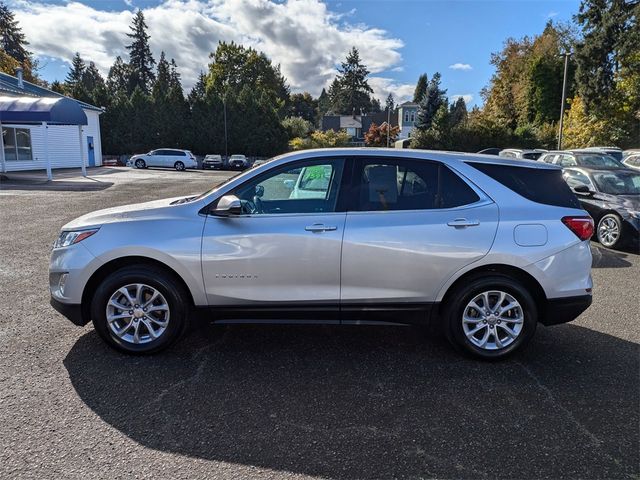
[
  {"left": 305, "top": 224, "right": 337, "bottom": 232},
  {"left": 447, "top": 218, "right": 480, "bottom": 227}
]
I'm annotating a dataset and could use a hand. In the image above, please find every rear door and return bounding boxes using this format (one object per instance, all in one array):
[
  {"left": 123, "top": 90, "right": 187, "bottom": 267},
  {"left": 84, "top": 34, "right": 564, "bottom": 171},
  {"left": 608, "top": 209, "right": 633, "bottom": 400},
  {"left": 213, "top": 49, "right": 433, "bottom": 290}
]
[{"left": 340, "top": 157, "right": 499, "bottom": 321}]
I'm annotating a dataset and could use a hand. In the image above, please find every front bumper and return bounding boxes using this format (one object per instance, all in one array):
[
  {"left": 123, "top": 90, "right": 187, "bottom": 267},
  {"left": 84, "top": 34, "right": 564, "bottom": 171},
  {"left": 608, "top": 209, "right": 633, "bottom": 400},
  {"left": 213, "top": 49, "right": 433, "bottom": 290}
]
[
  {"left": 50, "top": 297, "right": 87, "bottom": 326},
  {"left": 540, "top": 294, "right": 592, "bottom": 326}
]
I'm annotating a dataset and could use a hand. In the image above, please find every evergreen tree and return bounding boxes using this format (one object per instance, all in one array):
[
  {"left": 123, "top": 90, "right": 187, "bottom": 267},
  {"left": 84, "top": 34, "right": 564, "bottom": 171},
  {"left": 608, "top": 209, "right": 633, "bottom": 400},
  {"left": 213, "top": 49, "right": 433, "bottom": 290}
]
[
  {"left": 107, "top": 56, "right": 130, "bottom": 97},
  {"left": 82, "top": 61, "right": 108, "bottom": 107},
  {"left": 152, "top": 51, "right": 171, "bottom": 98},
  {"left": 331, "top": 47, "right": 374, "bottom": 114},
  {"left": 415, "top": 72, "right": 447, "bottom": 130},
  {"left": 450, "top": 97, "right": 468, "bottom": 126},
  {"left": 288, "top": 92, "right": 318, "bottom": 123},
  {"left": 50, "top": 80, "right": 65, "bottom": 94},
  {"left": 188, "top": 72, "right": 207, "bottom": 105},
  {"left": 0, "top": 2, "right": 30, "bottom": 64},
  {"left": 413, "top": 73, "right": 428, "bottom": 102},
  {"left": 385, "top": 93, "right": 395, "bottom": 111},
  {"left": 327, "top": 78, "right": 341, "bottom": 111},
  {"left": 64, "top": 52, "right": 86, "bottom": 99},
  {"left": 370, "top": 97, "right": 382, "bottom": 113},
  {"left": 126, "top": 10, "right": 155, "bottom": 94}
]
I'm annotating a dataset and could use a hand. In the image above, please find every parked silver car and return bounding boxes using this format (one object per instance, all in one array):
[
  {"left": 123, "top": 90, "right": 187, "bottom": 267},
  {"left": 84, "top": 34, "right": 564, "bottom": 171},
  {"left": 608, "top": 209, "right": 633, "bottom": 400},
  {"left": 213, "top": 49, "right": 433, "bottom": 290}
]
[{"left": 50, "top": 149, "right": 594, "bottom": 359}]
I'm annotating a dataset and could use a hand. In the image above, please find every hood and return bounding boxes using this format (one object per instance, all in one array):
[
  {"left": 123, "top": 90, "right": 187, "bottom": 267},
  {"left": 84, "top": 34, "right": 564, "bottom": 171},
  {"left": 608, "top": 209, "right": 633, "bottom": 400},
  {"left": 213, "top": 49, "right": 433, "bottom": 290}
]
[{"left": 62, "top": 196, "right": 201, "bottom": 230}]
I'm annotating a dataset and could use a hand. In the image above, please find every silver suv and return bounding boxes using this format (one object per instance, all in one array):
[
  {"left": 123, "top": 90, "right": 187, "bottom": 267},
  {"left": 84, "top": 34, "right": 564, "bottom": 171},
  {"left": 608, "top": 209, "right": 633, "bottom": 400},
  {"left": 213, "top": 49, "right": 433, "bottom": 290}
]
[{"left": 50, "top": 149, "right": 594, "bottom": 359}]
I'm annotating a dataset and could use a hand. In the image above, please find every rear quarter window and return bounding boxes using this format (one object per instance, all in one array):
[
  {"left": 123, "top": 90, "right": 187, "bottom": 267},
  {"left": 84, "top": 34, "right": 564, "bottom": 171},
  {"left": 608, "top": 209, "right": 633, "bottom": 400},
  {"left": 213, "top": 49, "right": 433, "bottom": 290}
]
[{"left": 468, "top": 162, "right": 581, "bottom": 209}]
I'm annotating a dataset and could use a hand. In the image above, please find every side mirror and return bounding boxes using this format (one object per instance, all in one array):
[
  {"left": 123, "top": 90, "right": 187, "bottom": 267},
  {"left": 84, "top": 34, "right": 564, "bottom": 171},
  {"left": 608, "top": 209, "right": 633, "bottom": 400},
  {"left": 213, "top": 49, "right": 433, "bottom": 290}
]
[
  {"left": 255, "top": 184, "right": 265, "bottom": 198},
  {"left": 572, "top": 184, "right": 591, "bottom": 195},
  {"left": 212, "top": 194, "right": 242, "bottom": 216}
]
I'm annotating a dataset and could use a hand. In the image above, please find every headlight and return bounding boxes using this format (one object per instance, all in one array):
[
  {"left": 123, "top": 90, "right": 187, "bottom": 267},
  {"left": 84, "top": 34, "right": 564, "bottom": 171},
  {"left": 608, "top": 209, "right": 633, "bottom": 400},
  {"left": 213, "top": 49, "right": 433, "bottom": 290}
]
[{"left": 53, "top": 228, "right": 99, "bottom": 249}]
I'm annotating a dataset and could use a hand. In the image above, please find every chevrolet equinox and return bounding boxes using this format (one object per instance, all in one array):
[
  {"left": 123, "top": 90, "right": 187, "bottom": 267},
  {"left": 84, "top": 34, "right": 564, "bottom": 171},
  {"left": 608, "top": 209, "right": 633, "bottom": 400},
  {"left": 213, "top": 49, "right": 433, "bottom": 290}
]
[{"left": 50, "top": 149, "right": 594, "bottom": 359}]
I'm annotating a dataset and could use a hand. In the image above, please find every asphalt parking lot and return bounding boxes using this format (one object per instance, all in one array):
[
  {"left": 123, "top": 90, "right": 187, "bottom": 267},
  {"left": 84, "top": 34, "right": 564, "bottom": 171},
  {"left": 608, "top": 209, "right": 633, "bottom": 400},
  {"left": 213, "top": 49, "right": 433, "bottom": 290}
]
[{"left": 1, "top": 167, "right": 638, "bottom": 479}]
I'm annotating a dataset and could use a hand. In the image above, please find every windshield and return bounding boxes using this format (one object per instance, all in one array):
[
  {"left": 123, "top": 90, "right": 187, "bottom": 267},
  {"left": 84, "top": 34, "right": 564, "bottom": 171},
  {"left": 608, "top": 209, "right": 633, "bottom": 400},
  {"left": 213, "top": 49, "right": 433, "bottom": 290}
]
[
  {"left": 576, "top": 154, "right": 622, "bottom": 168},
  {"left": 592, "top": 171, "right": 640, "bottom": 195}
]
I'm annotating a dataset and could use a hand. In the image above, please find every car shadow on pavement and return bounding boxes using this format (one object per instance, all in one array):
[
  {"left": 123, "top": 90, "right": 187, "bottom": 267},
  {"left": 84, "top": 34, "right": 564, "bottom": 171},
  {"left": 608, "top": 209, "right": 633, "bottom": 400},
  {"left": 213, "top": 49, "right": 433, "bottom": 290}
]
[
  {"left": 64, "top": 324, "right": 638, "bottom": 479},
  {"left": 0, "top": 179, "right": 113, "bottom": 192},
  {"left": 591, "top": 244, "right": 636, "bottom": 268}
]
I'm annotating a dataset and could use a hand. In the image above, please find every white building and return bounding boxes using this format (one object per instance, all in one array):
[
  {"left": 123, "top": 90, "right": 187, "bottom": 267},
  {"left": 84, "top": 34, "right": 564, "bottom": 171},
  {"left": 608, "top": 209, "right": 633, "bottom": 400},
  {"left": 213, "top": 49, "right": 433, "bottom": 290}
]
[{"left": 0, "top": 69, "right": 103, "bottom": 179}]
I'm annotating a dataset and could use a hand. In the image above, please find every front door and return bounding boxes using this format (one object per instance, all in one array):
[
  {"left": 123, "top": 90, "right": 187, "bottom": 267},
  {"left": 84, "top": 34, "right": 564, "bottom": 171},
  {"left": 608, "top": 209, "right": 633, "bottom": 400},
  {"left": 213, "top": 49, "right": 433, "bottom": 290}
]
[
  {"left": 340, "top": 157, "right": 499, "bottom": 322},
  {"left": 87, "top": 136, "right": 95, "bottom": 167},
  {"left": 201, "top": 157, "right": 346, "bottom": 320}
]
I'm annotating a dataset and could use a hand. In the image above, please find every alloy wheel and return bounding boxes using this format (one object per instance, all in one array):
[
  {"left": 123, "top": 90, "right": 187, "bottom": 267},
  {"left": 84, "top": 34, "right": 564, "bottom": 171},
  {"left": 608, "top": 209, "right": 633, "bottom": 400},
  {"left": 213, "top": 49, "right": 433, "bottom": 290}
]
[
  {"left": 105, "top": 283, "right": 170, "bottom": 344},
  {"left": 462, "top": 290, "right": 524, "bottom": 350},
  {"left": 598, "top": 217, "right": 620, "bottom": 247}
]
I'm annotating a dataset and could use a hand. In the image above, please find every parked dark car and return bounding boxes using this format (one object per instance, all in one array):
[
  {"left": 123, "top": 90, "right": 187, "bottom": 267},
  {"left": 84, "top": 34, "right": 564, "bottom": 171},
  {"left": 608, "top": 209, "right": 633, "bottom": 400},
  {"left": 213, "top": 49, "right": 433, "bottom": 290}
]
[
  {"left": 540, "top": 151, "right": 626, "bottom": 169},
  {"left": 563, "top": 167, "right": 640, "bottom": 249},
  {"left": 202, "top": 154, "right": 225, "bottom": 170}
]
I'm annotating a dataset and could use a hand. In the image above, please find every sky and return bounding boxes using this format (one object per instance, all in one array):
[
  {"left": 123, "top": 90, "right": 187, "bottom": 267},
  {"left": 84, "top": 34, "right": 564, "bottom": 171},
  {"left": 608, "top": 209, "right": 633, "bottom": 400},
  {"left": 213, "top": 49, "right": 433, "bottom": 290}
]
[{"left": 11, "top": 0, "right": 581, "bottom": 107}]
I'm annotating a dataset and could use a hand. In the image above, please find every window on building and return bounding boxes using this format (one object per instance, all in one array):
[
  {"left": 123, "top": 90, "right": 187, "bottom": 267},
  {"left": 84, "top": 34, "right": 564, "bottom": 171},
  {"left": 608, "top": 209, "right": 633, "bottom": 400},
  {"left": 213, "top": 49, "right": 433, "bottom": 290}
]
[
  {"left": 410, "top": 112, "right": 415, "bottom": 122},
  {"left": 404, "top": 113, "right": 409, "bottom": 122},
  {"left": 3, "top": 127, "right": 32, "bottom": 161}
]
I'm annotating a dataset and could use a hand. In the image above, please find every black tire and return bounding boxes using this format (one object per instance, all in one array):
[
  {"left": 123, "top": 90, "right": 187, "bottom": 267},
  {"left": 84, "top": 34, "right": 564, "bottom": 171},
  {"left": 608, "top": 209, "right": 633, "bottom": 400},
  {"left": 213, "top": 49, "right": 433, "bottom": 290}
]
[
  {"left": 597, "top": 213, "right": 623, "bottom": 249},
  {"left": 134, "top": 159, "right": 146, "bottom": 169},
  {"left": 174, "top": 161, "right": 185, "bottom": 171},
  {"left": 91, "top": 265, "right": 190, "bottom": 354},
  {"left": 442, "top": 274, "right": 537, "bottom": 360}
]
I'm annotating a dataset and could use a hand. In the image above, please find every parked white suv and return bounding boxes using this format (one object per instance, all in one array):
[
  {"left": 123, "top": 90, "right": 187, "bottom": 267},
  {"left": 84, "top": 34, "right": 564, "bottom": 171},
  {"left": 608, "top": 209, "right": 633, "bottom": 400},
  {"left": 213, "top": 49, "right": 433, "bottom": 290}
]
[
  {"left": 130, "top": 149, "right": 198, "bottom": 171},
  {"left": 228, "top": 154, "right": 249, "bottom": 170},
  {"left": 50, "top": 149, "right": 593, "bottom": 359}
]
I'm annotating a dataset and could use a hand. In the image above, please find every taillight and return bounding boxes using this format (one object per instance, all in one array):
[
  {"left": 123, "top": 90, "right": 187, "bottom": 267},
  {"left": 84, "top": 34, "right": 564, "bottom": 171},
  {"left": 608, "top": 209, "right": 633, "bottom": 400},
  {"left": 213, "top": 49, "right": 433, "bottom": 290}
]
[{"left": 561, "top": 216, "right": 594, "bottom": 241}]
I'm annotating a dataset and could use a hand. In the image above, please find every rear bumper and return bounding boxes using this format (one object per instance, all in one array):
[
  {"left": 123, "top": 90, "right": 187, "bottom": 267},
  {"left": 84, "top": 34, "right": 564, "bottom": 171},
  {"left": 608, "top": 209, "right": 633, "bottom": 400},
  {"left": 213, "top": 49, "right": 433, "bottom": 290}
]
[
  {"left": 50, "top": 297, "right": 87, "bottom": 326},
  {"left": 540, "top": 294, "right": 592, "bottom": 326}
]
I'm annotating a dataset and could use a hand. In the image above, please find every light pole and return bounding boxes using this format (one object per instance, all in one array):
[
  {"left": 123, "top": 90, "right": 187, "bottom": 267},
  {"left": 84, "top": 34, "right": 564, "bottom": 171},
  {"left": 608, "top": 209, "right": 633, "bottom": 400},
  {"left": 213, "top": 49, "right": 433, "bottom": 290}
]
[
  {"left": 557, "top": 52, "right": 571, "bottom": 150},
  {"left": 223, "top": 95, "right": 228, "bottom": 159}
]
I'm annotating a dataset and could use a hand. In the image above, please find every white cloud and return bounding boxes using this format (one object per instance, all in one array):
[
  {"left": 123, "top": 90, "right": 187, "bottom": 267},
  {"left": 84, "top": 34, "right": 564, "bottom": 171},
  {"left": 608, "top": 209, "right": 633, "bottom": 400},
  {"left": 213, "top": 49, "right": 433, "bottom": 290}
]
[
  {"left": 449, "top": 63, "right": 472, "bottom": 71},
  {"left": 450, "top": 94, "right": 473, "bottom": 105},
  {"left": 368, "top": 77, "right": 415, "bottom": 105},
  {"left": 15, "top": 0, "right": 404, "bottom": 95},
  {"left": 546, "top": 11, "right": 558, "bottom": 18}
]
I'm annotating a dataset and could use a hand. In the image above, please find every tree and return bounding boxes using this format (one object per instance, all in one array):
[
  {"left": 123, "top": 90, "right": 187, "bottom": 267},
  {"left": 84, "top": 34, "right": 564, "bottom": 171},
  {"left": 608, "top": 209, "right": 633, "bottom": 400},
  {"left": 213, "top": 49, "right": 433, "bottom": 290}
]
[
  {"left": 450, "top": 97, "right": 468, "bottom": 126},
  {"left": 331, "top": 47, "right": 374, "bottom": 114},
  {"left": 282, "top": 116, "right": 313, "bottom": 139},
  {"left": 82, "top": 62, "right": 108, "bottom": 107},
  {"left": 317, "top": 87, "right": 331, "bottom": 120},
  {"left": 415, "top": 72, "right": 447, "bottom": 131},
  {"left": 50, "top": 80, "right": 65, "bottom": 94},
  {"left": 413, "top": 73, "right": 428, "bottom": 102},
  {"left": 0, "top": 2, "right": 38, "bottom": 81},
  {"left": 364, "top": 121, "right": 399, "bottom": 146},
  {"left": 288, "top": 92, "right": 318, "bottom": 123},
  {"left": 289, "top": 129, "right": 351, "bottom": 150},
  {"left": 385, "top": 93, "right": 395, "bottom": 112},
  {"left": 152, "top": 51, "right": 171, "bottom": 99},
  {"left": 207, "top": 41, "right": 289, "bottom": 108},
  {"left": 107, "top": 56, "right": 130, "bottom": 98},
  {"left": 126, "top": 10, "right": 155, "bottom": 94}
]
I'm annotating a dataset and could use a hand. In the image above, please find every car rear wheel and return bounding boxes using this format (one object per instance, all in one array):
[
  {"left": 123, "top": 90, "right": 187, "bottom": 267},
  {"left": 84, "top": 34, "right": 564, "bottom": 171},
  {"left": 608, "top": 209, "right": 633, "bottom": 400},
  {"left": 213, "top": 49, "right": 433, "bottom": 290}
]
[
  {"left": 597, "top": 213, "right": 622, "bottom": 248},
  {"left": 174, "top": 161, "right": 185, "bottom": 171},
  {"left": 134, "top": 159, "right": 146, "bottom": 169},
  {"left": 91, "top": 266, "right": 190, "bottom": 354},
  {"left": 443, "top": 274, "right": 537, "bottom": 360}
]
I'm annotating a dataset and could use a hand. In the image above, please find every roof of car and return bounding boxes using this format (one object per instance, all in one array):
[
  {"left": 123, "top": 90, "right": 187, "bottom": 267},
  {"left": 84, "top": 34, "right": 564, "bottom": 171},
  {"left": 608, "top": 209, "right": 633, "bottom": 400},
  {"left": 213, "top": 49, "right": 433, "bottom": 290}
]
[
  {"left": 270, "top": 148, "right": 560, "bottom": 170},
  {"left": 564, "top": 166, "right": 630, "bottom": 173}
]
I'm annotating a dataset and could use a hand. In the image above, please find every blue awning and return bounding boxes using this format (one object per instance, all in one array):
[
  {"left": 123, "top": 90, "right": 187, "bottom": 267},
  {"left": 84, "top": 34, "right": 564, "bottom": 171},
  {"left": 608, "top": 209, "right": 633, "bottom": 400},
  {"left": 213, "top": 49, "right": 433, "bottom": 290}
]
[{"left": 0, "top": 96, "right": 88, "bottom": 125}]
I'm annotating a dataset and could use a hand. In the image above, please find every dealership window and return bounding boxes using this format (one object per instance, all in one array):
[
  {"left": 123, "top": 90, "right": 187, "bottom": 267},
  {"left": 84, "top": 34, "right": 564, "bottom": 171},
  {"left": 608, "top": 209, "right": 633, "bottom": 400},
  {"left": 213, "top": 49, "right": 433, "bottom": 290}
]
[{"left": 3, "top": 127, "right": 33, "bottom": 161}]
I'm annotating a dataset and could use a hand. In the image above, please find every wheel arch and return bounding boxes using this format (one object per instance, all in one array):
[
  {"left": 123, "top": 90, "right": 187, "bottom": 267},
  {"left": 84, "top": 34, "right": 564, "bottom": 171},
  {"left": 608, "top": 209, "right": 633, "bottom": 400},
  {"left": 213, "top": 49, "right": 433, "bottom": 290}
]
[
  {"left": 81, "top": 256, "right": 196, "bottom": 325},
  {"left": 437, "top": 263, "right": 547, "bottom": 316}
]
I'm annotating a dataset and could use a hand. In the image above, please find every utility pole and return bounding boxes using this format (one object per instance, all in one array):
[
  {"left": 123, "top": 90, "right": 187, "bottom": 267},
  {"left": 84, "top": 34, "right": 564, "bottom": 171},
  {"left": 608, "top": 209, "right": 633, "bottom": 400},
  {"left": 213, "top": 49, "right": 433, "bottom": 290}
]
[
  {"left": 386, "top": 106, "right": 391, "bottom": 148},
  {"left": 557, "top": 52, "right": 571, "bottom": 150}
]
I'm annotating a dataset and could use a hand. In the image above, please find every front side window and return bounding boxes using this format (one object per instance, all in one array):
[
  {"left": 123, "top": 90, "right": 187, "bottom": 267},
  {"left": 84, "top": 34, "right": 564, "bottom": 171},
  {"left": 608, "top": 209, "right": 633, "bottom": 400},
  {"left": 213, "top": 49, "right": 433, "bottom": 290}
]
[
  {"left": 233, "top": 158, "right": 344, "bottom": 214},
  {"left": 576, "top": 154, "right": 621, "bottom": 169},
  {"left": 353, "top": 158, "right": 480, "bottom": 211},
  {"left": 3, "top": 127, "right": 32, "bottom": 161},
  {"left": 592, "top": 171, "right": 640, "bottom": 195},
  {"left": 559, "top": 155, "right": 577, "bottom": 167}
]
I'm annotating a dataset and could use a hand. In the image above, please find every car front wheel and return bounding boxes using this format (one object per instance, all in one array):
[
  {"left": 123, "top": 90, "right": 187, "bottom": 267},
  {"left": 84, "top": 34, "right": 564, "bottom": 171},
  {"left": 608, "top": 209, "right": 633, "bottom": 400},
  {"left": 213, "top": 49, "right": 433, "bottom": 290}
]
[
  {"left": 134, "top": 159, "right": 146, "bottom": 169},
  {"left": 443, "top": 274, "right": 537, "bottom": 360},
  {"left": 597, "top": 213, "right": 623, "bottom": 248},
  {"left": 91, "top": 266, "right": 190, "bottom": 354}
]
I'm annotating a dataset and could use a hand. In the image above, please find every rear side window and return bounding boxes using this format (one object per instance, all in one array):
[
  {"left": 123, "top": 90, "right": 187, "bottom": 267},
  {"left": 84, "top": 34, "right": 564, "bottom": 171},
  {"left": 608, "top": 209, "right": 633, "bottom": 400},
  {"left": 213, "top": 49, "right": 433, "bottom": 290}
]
[
  {"left": 353, "top": 158, "right": 480, "bottom": 211},
  {"left": 468, "top": 162, "right": 581, "bottom": 209}
]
